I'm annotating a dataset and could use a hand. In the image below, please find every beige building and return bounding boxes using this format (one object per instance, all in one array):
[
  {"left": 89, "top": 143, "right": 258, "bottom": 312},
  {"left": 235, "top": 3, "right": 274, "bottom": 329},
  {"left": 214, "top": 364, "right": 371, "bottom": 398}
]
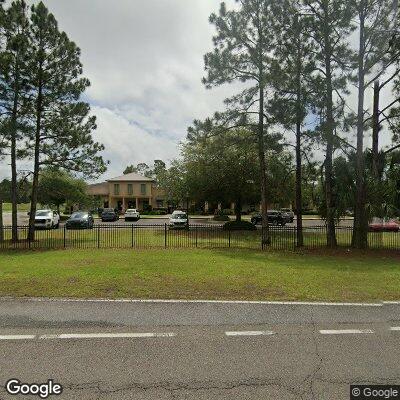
[{"left": 87, "top": 173, "right": 166, "bottom": 212}]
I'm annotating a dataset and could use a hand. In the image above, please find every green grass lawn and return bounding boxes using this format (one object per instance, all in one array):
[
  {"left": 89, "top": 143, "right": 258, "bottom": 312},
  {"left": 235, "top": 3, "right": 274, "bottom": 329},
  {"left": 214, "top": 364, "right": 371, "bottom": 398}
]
[
  {"left": 0, "top": 248, "right": 399, "bottom": 302},
  {"left": 1, "top": 203, "right": 31, "bottom": 212}
]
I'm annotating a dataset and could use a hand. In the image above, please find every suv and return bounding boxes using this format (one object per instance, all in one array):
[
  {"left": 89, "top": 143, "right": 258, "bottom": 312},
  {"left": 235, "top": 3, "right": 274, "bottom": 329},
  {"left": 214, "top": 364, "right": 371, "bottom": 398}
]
[
  {"left": 169, "top": 210, "right": 189, "bottom": 229},
  {"left": 280, "top": 208, "right": 295, "bottom": 223},
  {"left": 251, "top": 210, "right": 289, "bottom": 226},
  {"left": 101, "top": 208, "right": 119, "bottom": 222},
  {"left": 34, "top": 210, "right": 60, "bottom": 229},
  {"left": 125, "top": 209, "right": 140, "bottom": 222}
]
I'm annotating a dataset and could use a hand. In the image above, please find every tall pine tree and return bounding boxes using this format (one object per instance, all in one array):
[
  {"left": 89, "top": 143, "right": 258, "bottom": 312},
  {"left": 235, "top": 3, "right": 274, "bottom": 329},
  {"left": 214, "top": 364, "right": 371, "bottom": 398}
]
[
  {"left": 302, "top": 0, "right": 355, "bottom": 247},
  {"left": 352, "top": 0, "right": 397, "bottom": 249},
  {"left": 203, "top": 0, "right": 281, "bottom": 245},
  {"left": 269, "top": 0, "right": 316, "bottom": 247},
  {"left": 26, "top": 2, "right": 106, "bottom": 240},
  {"left": 0, "top": 0, "right": 30, "bottom": 242}
]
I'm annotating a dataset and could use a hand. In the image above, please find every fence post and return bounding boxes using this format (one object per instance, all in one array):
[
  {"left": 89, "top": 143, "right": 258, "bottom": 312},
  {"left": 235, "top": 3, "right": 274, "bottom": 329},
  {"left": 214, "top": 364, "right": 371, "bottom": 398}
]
[
  {"left": 195, "top": 225, "right": 198, "bottom": 248},
  {"left": 63, "top": 225, "right": 66, "bottom": 248},
  {"left": 164, "top": 223, "right": 167, "bottom": 248},
  {"left": 131, "top": 224, "right": 134, "bottom": 248},
  {"left": 97, "top": 225, "right": 100, "bottom": 249},
  {"left": 261, "top": 225, "right": 264, "bottom": 250},
  {"left": 228, "top": 229, "right": 231, "bottom": 248}
]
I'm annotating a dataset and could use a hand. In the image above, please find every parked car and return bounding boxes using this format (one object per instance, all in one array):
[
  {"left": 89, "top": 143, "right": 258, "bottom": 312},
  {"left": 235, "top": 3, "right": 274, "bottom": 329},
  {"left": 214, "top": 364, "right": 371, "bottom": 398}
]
[
  {"left": 65, "top": 212, "right": 94, "bottom": 230},
  {"left": 280, "top": 208, "right": 295, "bottom": 223},
  {"left": 34, "top": 210, "right": 60, "bottom": 229},
  {"left": 169, "top": 210, "right": 189, "bottom": 229},
  {"left": 251, "top": 210, "right": 290, "bottom": 226},
  {"left": 125, "top": 209, "right": 140, "bottom": 222},
  {"left": 101, "top": 208, "right": 119, "bottom": 222},
  {"left": 369, "top": 218, "right": 400, "bottom": 232}
]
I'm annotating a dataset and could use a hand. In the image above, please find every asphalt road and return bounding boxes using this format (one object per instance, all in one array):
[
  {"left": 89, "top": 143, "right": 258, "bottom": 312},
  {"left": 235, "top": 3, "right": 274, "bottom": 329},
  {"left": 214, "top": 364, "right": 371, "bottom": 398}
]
[{"left": 0, "top": 298, "right": 399, "bottom": 399}]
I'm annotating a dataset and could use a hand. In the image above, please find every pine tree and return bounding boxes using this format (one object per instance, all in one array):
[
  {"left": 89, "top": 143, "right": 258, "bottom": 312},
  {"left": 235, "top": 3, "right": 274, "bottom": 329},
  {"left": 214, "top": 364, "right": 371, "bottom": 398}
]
[
  {"left": 0, "top": 0, "right": 30, "bottom": 242},
  {"left": 302, "top": 0, "right": 356, "bottom": 247},
  {"left": 268, "top": 0, "right": 317, "bottom": 247},
  {"left": 352, "top": 0, "right": 397, "bottom": 249},
  {"left": 26, "top": 2, "right": 107, "bottom": 240},
  {"left": 203, "top": 0, "right": 280, "bottom": 246}
]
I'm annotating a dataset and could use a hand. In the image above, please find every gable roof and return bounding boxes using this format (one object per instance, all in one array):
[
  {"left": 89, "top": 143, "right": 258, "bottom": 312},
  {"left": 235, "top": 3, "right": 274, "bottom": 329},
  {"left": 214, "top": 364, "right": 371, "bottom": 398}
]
[{"left": 107, "top": 172, "right": 154, "bottom": 182}]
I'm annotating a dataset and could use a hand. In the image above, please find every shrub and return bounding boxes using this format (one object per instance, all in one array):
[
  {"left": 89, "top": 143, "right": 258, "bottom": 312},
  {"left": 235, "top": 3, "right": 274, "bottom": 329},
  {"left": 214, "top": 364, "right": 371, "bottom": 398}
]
[
  {"left": 141, "top": 210, "right": 167, "bottom": 216},
  {"left": 223, "top": 221, "right": 257, "bottom": 231},
  {"left": 213, "top": 215, "right": 230, "bottom": 222},
  {"left": 222, "top": 208, "right": 234, "bottom": 216},
  {"left": 302, "top": 210, "right": 320, "bottom": 216}
]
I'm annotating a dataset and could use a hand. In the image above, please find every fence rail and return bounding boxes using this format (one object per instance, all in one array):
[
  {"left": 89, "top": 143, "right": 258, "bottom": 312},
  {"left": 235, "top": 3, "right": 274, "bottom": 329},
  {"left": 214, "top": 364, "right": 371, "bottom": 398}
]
[{"left": 0, "top": 224, "right": 399, "bottom": 251}]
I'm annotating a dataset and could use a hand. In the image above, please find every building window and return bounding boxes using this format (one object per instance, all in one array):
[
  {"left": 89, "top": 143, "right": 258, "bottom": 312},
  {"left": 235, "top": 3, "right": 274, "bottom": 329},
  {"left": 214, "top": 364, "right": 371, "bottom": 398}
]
[
  {"left": 114, "top": 184, "right": 120, "bottom": 195},
  {"left": 141, "top": 184, "right": 146, "bottom": 195},
  {"left": 127, "top": 184, "right": 133, "bottom": 195}
]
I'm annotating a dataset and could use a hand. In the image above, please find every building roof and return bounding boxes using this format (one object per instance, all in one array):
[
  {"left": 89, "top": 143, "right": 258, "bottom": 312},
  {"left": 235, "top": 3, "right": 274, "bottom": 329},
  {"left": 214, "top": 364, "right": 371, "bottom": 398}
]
[{"left": 107, "top": 172, "right": 154, "bottom": 182}]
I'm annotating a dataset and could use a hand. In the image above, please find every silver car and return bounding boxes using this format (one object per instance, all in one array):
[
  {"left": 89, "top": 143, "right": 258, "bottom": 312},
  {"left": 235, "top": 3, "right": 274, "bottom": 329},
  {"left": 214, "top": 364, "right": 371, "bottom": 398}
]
[{"left": 169, "top": 211, "right": 189, "bottom": 229}]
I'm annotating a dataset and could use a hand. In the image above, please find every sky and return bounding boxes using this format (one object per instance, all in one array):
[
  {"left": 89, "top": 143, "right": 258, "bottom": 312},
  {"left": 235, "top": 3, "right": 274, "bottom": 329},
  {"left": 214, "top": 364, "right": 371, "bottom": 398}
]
[
  {"left": 0, "top": 0, "right": 396, "bottom": 182},
  {"left": 0, "top": 0, "right": 238, "bottom": 181}
]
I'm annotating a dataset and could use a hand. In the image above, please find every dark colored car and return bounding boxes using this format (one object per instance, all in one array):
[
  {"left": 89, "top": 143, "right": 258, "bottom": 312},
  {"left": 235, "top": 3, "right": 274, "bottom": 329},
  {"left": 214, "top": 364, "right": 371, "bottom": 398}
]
[
  {"left": 280, "top": 208, "right": 295, "bottom": 223},
  {"left": 251, "top": 211, "right": 290, "bottom": 226},
  {"left": 66, "top": 212, "right": 94, "bottom": 230},
  {"left": 101, "top": 208, "right": 119, "bottom": 222}
]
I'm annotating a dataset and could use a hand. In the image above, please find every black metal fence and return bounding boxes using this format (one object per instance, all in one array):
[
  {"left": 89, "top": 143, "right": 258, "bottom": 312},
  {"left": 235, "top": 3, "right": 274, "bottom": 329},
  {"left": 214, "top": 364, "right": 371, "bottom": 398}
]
[{"left": 0, "top": 224, "right": 399, "bottom": 251}]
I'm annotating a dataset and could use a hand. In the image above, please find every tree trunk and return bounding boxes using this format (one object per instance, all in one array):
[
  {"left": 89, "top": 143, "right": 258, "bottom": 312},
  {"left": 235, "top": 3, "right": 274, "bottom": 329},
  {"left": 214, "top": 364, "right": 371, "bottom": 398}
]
[
  {"left": 258, "top": 84, "right": 270, "bottom": 246},
  {"left": 10, "top": 65, "right": 20, "bottom": 243},
  {"left": 28, "top": 71, "right": 43, "bottom": 242},
  {"left": 323, "top": 18, "right": 337, "bottom": 248},
  {"left": 372, "top": 80, "right": 380, "bottom": 180},
  {"left": 10, "top": 115, "right": 19, "bottom": 243},
  {"left": 235, "top": 197, "right": 242, "bottom": 222},
  {"left": 295, "top": 17, "right": 303, "bottom": 247},
  {"left": 0, "top": 197, "right": 3, "bottom": 242},
  {"left": 352, "top": 1, "right": 368, "bottom": 249}
]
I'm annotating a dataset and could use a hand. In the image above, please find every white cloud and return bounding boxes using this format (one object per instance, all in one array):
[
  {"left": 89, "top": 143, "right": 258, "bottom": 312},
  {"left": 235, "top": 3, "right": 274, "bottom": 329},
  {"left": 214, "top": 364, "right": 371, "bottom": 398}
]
[
  {"left": 0, "top": 0, "right": 238, "bottom": 181},
  {"left": 91, "top": 106, "right": 179, "bottom": 180}
]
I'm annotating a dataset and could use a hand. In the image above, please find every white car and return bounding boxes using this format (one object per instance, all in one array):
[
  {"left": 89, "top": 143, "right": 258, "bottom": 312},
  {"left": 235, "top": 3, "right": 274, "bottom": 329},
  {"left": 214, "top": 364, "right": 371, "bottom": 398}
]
[
  {"left": 169, "top": 210, "right": 189, "bottom": 229},
  {"left": 34, "top": 210, "right": 60, "bottom": 229},
  {"left": 125, "top": 209, "right": 140, "bottom": 222}
]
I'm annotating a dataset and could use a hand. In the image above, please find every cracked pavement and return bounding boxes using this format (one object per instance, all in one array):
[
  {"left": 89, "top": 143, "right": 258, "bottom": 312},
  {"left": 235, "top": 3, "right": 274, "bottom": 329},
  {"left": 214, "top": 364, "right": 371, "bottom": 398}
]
[{"left": 0, "top": 298, "right": 399, "bottom": 399}]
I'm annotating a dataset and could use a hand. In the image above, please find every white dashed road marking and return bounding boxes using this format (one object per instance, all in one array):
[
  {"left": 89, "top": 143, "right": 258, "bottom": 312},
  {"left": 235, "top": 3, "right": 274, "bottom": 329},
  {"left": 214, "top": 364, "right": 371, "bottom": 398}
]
[
  {"left": 1, "top": 328, "right": 397, "bottom": 341},
  {"left": 0, "top": 335, "right": 36, "bottom": 340},
  {"left": 39, "top": 332, "right": 176, "bottom": 339},
  {"left": 225, "top": 331, "right": 275, "bottom": 337},
  {"left": 319, "top": 329, "right": 374, "bottom": 335}
]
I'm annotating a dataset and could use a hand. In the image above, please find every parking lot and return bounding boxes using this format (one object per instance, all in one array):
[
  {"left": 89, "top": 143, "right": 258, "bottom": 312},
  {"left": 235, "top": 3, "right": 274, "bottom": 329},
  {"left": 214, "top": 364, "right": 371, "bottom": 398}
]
[{"left": 4, "top": 212, "right": 354, "bottom": 228}]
